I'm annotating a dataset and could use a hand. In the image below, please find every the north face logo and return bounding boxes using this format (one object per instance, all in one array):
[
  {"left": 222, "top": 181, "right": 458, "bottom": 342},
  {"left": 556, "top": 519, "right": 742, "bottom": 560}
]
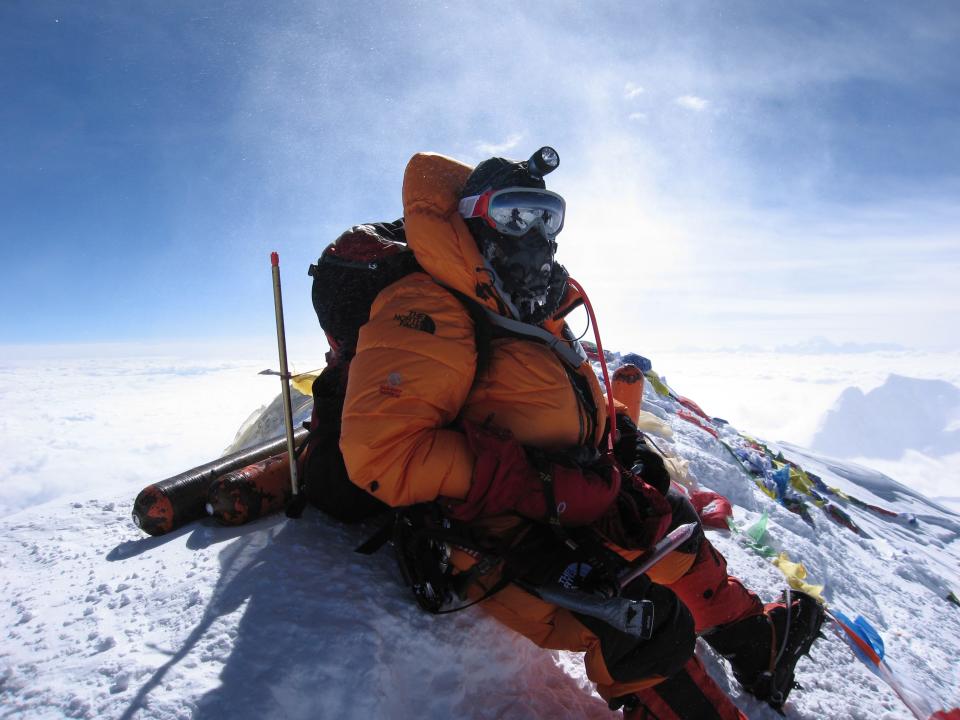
[
  {"left": 395, "top": 311, "right": 436, "bottom": 334},
  {"left": 379, "top": 371, "right": 403, "bottom": 398}
]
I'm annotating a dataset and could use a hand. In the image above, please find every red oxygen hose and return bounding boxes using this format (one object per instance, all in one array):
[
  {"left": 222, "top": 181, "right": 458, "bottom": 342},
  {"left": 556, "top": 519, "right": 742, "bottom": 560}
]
[{"left": 566, "top": 277, "right": 617, "bottom": 453}]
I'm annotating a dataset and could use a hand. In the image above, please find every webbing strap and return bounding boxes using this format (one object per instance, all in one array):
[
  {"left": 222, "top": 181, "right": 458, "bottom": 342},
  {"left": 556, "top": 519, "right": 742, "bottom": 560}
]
[
  {"left": 480, "top": 307, "right": 587, "bottom": 368},
  {"left": 538, "top": 471, "right": 561, "bottom": 528},
  {"left": 354, "top": 520, "right": 393, "bottom": 555},
  {"left": 538, "top": 469, "right": 580, "bottom": 551},
  {"left": 432, "top": 573, "right": 513, "bottom": 615}
]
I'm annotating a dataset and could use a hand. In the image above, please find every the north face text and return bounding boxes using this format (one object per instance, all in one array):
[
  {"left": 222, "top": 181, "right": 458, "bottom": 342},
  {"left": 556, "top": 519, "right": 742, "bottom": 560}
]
[{"left": 394, "top": 311, "right": 436, "bottom": 334}]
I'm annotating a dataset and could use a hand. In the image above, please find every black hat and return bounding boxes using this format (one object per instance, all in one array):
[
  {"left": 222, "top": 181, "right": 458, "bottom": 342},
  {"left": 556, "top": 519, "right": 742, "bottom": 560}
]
[{"left": 461, "top": 147, "right": 559, "bottom": 197}]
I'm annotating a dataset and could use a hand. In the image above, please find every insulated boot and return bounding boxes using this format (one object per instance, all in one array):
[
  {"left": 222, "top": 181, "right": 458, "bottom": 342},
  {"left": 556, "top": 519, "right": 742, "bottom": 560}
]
[{"left": 704, "top": 588, "right": 825, "bottom": 711}]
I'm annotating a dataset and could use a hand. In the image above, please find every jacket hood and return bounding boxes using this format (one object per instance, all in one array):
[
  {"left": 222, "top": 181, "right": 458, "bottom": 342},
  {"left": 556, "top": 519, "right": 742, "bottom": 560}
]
[{"left": 402, "top": 153, "right": 507, "bottom": 314}]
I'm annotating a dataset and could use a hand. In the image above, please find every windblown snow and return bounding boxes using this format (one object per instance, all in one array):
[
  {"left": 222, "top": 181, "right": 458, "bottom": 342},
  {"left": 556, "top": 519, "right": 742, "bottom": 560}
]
[{"left": 1, "top": 350, "right": 959, "bottom": 719}]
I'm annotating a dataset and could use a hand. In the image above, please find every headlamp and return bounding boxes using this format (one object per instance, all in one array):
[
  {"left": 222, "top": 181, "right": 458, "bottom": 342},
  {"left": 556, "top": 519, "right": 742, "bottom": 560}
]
[{"left": 528, "top": 146, "right": 559, "bottom": 180}]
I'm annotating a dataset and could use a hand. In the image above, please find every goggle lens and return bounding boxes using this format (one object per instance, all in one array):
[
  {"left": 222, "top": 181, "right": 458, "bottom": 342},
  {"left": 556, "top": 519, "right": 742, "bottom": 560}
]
[
  {"left": 460, "top": 188, "right": 565, "bottom": 238},
  {"left": 487, "top": 190, "right": 564, "bottom": 236}
]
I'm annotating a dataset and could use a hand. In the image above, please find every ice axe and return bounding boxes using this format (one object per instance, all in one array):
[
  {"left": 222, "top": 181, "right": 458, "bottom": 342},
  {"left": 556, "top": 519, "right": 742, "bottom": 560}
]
[
  {"left": 523, "top": 582, "right": 656, "bottom": 639},
  {"left": 616, "top": 521, "right": 698, "bottom": 588},
  {"left": 517, "top": 522, "right": 698, "bottom": 638}
]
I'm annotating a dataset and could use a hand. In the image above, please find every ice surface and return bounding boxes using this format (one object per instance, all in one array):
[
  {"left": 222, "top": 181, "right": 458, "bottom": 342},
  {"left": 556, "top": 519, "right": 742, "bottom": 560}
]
[{"left": 1, "top": 349, "right": 959, "bottom": 718}]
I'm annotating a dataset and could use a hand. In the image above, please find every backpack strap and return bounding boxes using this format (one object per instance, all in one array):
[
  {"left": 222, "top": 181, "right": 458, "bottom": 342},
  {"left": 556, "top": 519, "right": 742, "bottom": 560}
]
[
  {"left": 480, "top": 303, "right": 588, "bottom": 368},
  {"left": 443, "top": 287, "right": 587, "bottom": 370},
  {"left": 354, "top": 520, "right": 394, "bottom": 555},
  {"left": 443, "top": 287, "right": 494, "bottom": 377}
]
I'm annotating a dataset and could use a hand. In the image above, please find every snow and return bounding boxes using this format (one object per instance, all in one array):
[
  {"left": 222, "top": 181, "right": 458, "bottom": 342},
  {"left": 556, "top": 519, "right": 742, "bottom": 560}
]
[
  {"left": 2, "top": 347, "right": 959, "bottom": 719},
  {"left": 0, "top": 341, "right": 300, "bottom": 518}
]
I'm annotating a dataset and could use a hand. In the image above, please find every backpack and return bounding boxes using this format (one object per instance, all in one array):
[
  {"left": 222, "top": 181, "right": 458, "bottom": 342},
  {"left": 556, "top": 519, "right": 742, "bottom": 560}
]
[
  {"left": 300, "top": 219, "right": 419, "bottom": 523},
  {"left": 308, "top": 219, "right": 420, "bottom": 355}
]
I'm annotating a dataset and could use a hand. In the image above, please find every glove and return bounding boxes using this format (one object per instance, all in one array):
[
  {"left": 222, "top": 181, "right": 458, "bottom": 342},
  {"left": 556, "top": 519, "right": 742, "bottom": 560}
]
[
  {"left": 593, "top": 468, "right": 673, "bottom": 550},
  {"left": 614, "top": 413, "right": 670, "bottom": 496},
  {"left": 446, "top": 421, "right": 620, "bottom": 526},
  {"left": 633, "top": 437, "right": 671, "bottom": 495},
  {"left": 613, "top": 412, "right": 641, "bottom": 468}
]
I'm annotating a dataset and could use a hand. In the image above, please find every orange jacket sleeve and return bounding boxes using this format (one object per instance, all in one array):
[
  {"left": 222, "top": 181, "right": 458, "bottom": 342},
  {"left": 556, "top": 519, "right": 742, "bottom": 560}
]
[{"left": 339, "top": 272, "right": 477, "bottom": 507}]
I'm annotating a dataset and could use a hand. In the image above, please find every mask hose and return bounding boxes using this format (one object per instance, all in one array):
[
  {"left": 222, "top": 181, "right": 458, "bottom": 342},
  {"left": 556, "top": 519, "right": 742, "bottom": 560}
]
[{"left": 566, "top": 277, "right": 617, "bottom": 453}]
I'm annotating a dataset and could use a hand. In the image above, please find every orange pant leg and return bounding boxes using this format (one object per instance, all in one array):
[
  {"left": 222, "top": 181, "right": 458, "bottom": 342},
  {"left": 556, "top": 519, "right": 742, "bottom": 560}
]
[{"left": 471, "top": 579, "right": 690, "bottom": 701}]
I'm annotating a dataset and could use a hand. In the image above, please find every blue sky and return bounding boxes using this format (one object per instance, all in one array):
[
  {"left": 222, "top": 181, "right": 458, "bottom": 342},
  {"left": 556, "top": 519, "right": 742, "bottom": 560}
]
[{"left": 2, "top": 0, "right": 959, "bottom": 352}]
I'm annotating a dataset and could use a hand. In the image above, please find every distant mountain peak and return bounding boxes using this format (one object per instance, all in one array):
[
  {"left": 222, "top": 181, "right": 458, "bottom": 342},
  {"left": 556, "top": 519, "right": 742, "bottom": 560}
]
[{"left": 774, "top": 337, "right": 907, "bottom": 354}]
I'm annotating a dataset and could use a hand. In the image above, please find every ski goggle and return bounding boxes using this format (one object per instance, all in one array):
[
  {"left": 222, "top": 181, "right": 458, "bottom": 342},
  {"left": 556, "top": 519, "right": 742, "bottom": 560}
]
[{"left": 458, "top": 187, "right": 566, "bottom": 238}]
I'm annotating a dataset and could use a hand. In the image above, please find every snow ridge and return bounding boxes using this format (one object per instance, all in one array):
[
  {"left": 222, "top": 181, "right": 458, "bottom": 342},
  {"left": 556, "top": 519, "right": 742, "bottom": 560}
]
[{"left": 2, "top": 372, "right": 959, "bottom": 719}]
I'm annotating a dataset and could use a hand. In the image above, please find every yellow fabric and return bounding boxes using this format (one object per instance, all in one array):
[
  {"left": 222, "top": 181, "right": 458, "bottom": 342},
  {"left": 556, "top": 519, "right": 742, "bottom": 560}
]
[
  {"left": 772, "top": 552, "right": 825, "bottom": 601},
  {"left": 291, "top": 372, "right": 318, "bottom": 397},
  {"left": 635, "top": 409, "right": 674, "bottom": 438},
  {"left": 644, "top": 370, "right": 672, "bottom": 397},
  {"left": 663, "top": 455, "right": 696, "bottom": 490},
  {"left": 789, "top": 467, "right": 815, "bottom": 495},
  {"left": 754, "top": 479, "right": 778, "bottom": 500}
]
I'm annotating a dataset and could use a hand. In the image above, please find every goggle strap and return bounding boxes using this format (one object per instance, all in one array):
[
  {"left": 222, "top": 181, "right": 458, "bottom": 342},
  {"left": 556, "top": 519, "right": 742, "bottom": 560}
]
[{"left": 458, "top": 193, "right": 489, "bottom": 219}]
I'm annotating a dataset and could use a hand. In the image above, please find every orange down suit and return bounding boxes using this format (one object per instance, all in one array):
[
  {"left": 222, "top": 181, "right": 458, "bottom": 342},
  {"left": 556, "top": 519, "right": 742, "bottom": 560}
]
[{"left": 339, "top": 153, "right": 759, "bottom": 706}]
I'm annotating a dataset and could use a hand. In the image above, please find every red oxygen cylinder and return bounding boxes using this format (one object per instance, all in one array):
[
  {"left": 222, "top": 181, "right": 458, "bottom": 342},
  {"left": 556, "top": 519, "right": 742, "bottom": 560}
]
[
  {"left": 132, "top": 474, "right": 210, "bottom": 537},
  {"left": 131, "top": 426, "right": 309, "bottom": 535},
  {"left": 205, "top": 453, "right": 293, "bottom": 526}
]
